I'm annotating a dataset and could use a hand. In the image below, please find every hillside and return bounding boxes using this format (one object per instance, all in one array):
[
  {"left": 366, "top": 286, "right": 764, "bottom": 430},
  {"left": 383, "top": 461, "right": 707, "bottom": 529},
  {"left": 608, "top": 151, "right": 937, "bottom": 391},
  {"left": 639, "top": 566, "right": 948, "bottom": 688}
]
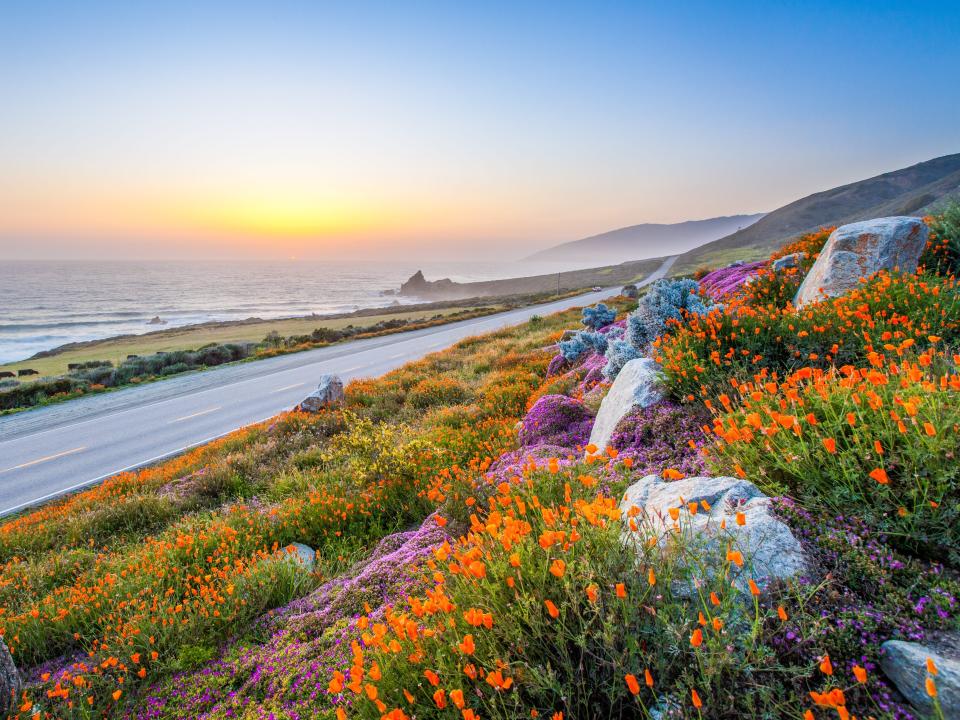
[
  {"left": 526, "top": 214, "right": 765, "bottom": 264},
  {"left": 1, "top": 212, "right": 958, "bottom": 720},
  {"left": 672, "top": 152, "right": 960, "bottom": 274}
]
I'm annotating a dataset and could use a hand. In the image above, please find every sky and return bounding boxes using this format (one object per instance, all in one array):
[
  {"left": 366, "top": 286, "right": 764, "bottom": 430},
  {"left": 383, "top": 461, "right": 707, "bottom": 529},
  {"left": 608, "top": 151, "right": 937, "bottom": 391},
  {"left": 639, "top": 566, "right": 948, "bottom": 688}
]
[{"left": 0, "top": 0, "right": 958, "bottom": 261}]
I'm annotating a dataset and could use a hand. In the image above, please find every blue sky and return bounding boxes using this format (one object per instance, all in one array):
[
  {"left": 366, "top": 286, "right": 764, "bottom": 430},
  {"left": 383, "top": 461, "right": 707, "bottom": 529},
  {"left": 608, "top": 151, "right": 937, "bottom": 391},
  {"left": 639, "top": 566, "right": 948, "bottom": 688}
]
[{"left": 0, "top": 0, "right": 957, "bottom": 260}]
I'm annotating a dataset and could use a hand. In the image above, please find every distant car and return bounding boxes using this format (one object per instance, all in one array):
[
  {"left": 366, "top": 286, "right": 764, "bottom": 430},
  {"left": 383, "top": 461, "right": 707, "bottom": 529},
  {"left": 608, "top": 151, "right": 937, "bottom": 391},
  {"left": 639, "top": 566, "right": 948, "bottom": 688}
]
[{"left": 591, "top": 286, "right": 602, "bottom": 292}]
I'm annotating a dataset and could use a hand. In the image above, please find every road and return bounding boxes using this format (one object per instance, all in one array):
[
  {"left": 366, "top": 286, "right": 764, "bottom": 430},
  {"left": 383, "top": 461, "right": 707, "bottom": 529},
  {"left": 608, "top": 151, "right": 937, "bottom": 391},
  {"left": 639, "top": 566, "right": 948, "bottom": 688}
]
[{"left": 0, "top": 255, "right": 676, "bottom": 516}]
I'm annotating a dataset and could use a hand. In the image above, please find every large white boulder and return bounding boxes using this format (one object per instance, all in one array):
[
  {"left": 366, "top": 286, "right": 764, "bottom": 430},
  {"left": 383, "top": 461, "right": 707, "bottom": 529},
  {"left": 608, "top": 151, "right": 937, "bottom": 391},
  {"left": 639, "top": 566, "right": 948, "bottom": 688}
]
[
  {"left": 794, "top": 217, "right": 928, "bottom": 308},
  {"left": 620, "top": 474, "right": 807, "bottom": 596},
  {"left": 880, "top": 636, "right": 960, "bottom": 717},
  {"left": 588, "top": 358, "right": 663, "bottom": 451}
]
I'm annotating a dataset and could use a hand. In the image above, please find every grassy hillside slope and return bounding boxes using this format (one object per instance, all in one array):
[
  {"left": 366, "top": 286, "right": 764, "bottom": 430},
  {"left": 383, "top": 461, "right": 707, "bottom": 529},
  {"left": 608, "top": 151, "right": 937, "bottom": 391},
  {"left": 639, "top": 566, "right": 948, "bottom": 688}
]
[
  {"left": 3, "top": 211, "right": 959, "bottom": 719},
  {"left": 672, "top": 153, "right": 960, "bottom": 274}
]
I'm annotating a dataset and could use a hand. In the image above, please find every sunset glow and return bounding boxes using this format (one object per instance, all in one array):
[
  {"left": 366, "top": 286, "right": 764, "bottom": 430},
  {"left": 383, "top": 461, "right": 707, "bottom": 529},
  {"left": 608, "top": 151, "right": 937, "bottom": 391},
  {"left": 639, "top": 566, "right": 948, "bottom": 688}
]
[{"left": 0, "top": 1, "right": 957, "bottom": 261}]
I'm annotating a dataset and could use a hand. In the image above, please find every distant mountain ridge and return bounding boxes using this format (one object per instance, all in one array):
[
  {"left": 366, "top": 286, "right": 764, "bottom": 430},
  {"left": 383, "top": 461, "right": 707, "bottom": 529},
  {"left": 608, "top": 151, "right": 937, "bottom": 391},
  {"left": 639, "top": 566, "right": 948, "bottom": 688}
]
[
  {"left": 527, "top": 214, "right": 765, "bottom": 264},
  {"left": 673, "top": 152, "right": 960, "bottom": 274}
]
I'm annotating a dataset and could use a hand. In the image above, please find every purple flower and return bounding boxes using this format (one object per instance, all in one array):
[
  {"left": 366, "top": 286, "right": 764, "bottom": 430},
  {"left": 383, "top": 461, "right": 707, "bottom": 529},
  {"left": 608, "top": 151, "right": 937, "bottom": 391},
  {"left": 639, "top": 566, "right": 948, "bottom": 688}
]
[
  {"left": 698, "top": 261, "right": 766, "bottom": 300},
  {"left": 518, "top": 394, "right": 594, "bottom": 450}
]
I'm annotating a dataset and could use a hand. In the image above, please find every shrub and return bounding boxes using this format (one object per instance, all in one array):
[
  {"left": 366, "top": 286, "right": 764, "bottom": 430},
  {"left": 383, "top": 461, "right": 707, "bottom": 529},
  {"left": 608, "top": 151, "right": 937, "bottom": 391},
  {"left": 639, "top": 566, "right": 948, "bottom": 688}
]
[
  {"left": 325, "top": 460, "right": 807, "bottom": 720},
  {"left": 924, "top": 199, "right": 960, "bottom": 276},
  {"left": 657, "top": 270, "right": 960, "bottom": 400},
  {"left": 407, "top": 376, "right": 473, "bottom": 409},
  {"left": 581, "top": 302, "right": 617, "bottom": 330},
  {"left": 740, "top": 228, "right": 830, "bottom": 309},
  {"left": 559, "top": 330, "right": 609, "bottom": 365},
  {"left": 608, "top": 401, "right": 709, "bottom": 477},
  {"left": 707, "top": 358, "right": 960, "bottom": 564},
  {"left": 0, "top": 377, "right": 85, "bottom": 410},
  {"left": 627, "top": 278, "right": 711, "bottom": 351},
  {"left": 602, "top": 338, "right": 642, "bottom": 380},
  {"left": 697, "top": 261, "right": 766, "bottom": 301},
  {"left": 518, "top": 394, "right": 594, "bottom": 449}
]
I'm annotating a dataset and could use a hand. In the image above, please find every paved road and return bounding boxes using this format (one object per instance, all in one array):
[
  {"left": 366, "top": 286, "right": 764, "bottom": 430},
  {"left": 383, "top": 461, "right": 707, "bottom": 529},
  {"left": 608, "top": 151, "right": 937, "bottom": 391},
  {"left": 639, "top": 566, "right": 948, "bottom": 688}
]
[{"left": 0, "top": 256, "right": 677, "bottom": 515}]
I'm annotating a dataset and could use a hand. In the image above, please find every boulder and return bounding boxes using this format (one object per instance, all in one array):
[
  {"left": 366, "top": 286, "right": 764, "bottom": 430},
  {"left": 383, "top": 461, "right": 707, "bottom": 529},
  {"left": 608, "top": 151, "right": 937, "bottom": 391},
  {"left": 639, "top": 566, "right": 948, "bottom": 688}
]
[
  {"left": 794, "top": 217, "right": 928, "bottom": 307},
  {"left": 772, "top": 251, "right": 806, "bottom": 271},
  {"left": 621, "top": 284, "right": 639, "bottom": 298},
  {"left": 620, "top": 474, "right": 807, "bottom": 597},
  {"left": 880, "top": 636, "right": 959, "bottom": 717},
  {"left": 588, "top": 358, "right": 663, "bottom": 451},
  {"left": 296, "top": 375, "right": 344, "bottom": 412},
  {"left": 0, "top": 636, "right": 21, "bottom": 718},
  {"left": 281, "top": 542, "right": 317, "bottom": 570}
]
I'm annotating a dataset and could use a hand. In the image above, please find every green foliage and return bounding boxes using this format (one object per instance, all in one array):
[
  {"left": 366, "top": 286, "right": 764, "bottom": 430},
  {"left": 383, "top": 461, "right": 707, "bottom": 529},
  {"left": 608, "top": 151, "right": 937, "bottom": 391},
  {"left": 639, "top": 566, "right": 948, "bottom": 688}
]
[
  {"left": 707, "top": 360, "right": 960, "bottom": 564},
  {"left": 924, "top": 199, "right": 960, "bottom": 276}
]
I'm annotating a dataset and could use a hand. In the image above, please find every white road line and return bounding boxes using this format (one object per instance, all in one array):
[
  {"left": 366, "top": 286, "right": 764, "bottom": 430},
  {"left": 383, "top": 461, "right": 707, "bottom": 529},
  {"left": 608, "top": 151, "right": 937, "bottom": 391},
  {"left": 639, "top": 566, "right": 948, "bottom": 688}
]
[
  {"left": 272, "top": 382, "right": 305, "bottom": 393},
  {"left": 0, "top": 413, "right": 282, "bottom": 516},
  {"left": 167, "top": 406, "right": 220, "bottom": 424},
  {"left": 0, "top": 446, "right": 86, "bottom": 474}
]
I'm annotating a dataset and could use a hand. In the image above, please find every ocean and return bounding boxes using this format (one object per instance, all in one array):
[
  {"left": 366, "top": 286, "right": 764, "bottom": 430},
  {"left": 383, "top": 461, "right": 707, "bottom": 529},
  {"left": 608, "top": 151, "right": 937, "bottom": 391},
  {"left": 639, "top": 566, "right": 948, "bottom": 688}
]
[{"left": 0, "top": 259, "right": 586, "bottom": 364}]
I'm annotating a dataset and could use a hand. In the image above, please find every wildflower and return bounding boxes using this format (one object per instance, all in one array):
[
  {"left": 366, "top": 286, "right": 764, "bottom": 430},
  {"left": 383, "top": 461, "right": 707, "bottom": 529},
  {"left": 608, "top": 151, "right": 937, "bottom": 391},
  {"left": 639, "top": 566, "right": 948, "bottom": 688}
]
[
  {"left": 748, "top": 579, "right": 761, "bottom": 596},
  {"left": 819, "top": 654, "right": 833, "bottom": 676},
  {"left": 433, "top": 689, "right": 446, "bottom": 708},
  {"left": 853, "top": 665, "right": 867, "bottom": 684},
  {"left": 777, "top": 605, "right": 788, "bottom": 621},
  {"left": 545, "top": 600, "right": 560, "bottom": 618},
  {"left": 926, "top": 677, "right": 937, "bottom": 697},
  {"left": 458, "top": 634, "right": 475, "bottom": 654},
  {"left": 450, "top": 688, "right": 465, "bottom": 708},
  {"left": 616, "top": 583, "right": 627, "bottom": 598},
  {"left": 727, "top": 550, "right": 744, "bottom": 567},
  {"left": 549, "top": 559, "right": 566, "bottom": 578},
  {"left": 690, "top": 628, "right": 703, "bottom": 647},
  {"left": 663, "top": 468, "right": 685, "bottom": 480},
  {"left": 586, "top": 584, "right": 599, "bottom": 602},
  {"left": 644, "top": 668, "right": 654, "bottom": 687},
  {"left": 735, "top": 511, "right": 746, "bottom": 526},
  {"left": 822, "top": 438, "right": 837, "bottom": 453},
  {"left": 485, "top": 670, "right": 513, "bottom": 690},
  {"left": 691, "top": 688, "right": 703, "bottom": 709},
  {"left": 625, "top": 674, "right": 640, "bottom": 695},
  {"left": 647, "top": 567, "right": 656, "bottom": 586},
  {"left": 869, "top": 468, "right": 889, "bottom": 484},
  {"left": 924, "top": 422, "right": 936, "bottom": 436},
  {"left": 927, "top": 657, "right": 938, "bottom": 675}
]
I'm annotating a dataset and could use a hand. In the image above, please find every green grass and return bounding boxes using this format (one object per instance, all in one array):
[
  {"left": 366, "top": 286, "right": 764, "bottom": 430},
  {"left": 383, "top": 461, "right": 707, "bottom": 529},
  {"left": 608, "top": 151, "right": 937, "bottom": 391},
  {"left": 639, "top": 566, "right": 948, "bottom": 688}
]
[{"left": 0, "top": 306, "right": 483, "bottom": 380}]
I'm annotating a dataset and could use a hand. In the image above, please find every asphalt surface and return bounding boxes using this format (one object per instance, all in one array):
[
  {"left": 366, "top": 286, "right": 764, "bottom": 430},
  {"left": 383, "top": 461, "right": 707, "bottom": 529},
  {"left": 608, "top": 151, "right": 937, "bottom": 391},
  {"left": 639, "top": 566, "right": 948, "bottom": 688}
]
[{"left": 0, "top": 256, "right": 676, "bottom": 516}]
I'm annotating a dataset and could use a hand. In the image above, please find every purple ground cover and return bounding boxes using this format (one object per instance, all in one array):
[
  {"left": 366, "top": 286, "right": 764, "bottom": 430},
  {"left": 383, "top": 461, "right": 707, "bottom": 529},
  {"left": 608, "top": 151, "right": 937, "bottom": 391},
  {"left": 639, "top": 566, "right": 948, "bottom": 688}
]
[
  {"left": 608, "top": 401, "right": 708, "bottom": 477},
  {"left": 518, "top": 394, "right": 594, "bottom": 450},
  {"left": 698, "top": 261, "right": 766, "bottom": 300},
  {"left": 130, "top": 520, "right": 448, "bottom": 719}
]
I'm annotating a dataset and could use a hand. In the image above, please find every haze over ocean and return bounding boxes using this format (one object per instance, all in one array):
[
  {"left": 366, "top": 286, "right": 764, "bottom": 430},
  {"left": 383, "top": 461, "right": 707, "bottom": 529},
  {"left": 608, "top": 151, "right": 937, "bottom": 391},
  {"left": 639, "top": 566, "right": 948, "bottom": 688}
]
[{"left": 0, "top": 259, "right": 590, "bottom": 363}]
